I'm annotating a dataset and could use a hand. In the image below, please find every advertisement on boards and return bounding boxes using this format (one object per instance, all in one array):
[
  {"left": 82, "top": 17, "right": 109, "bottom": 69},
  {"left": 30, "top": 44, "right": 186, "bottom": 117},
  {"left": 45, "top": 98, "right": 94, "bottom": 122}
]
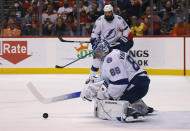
[
  {"left": 0, "top": 38, "right": 47, "bottom": 68},
  {"left": 56, "top": 38, "right": 93, "bottom": 68},
  {"left": 132, "top": 37, "right": 184, "bottom": 70}
]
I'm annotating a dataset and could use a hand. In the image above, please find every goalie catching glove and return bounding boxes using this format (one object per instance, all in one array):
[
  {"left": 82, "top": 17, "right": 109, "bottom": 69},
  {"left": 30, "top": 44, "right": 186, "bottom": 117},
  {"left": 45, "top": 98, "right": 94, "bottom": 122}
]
[
  {"left": 81, "top": 80, "right": 109, "bottom": 101},
  {"left": 85, "top": 75, "right": 99, "bottom": 84}
]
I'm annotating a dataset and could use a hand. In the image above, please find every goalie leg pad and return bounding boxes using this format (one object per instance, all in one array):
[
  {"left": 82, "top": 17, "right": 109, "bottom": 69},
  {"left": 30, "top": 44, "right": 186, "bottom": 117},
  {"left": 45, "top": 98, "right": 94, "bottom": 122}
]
[
  {"left": 94, "top": 99, "right": 130, "bottom": 120},
  {"left": 94, "top": 99, "right": 145, "bottom": 122}
]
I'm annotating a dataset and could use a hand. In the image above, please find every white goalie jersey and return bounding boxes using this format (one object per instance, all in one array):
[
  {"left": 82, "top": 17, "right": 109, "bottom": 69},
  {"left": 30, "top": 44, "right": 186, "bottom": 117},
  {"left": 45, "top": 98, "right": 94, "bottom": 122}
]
[
  {"left": 100, "top": 49, "right": 146, "bottom": 99},
  {"left": 91, "top": 15, "right": 130, "bottom": 46}
]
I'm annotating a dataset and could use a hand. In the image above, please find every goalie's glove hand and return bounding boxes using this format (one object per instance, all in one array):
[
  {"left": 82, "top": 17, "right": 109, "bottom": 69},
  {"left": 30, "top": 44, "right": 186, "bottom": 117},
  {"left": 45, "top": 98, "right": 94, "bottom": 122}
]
[
  {"left": 80, "top": 86, "right": 94, "bottom": 102},
  {"left": 85, "top": 75, "right": 99, "bottom": 84},
  {"left": 97, "top": 81, "right": 109, "bottom": 100},
  {"left": 81, "top": 81, "right": 105, "bottom": 101}
]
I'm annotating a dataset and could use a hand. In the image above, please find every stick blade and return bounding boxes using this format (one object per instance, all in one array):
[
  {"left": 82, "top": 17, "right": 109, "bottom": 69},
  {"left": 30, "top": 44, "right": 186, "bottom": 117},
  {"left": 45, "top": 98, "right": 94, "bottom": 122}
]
[
  {"left": 55, "top": 65, "right": 63, "bottom": 68},
  {"left": 27, "top": 82, "right": 51, "bottom": 104},
  {"left": 27, "top": 82, "right": 81, "bottom": 104}
]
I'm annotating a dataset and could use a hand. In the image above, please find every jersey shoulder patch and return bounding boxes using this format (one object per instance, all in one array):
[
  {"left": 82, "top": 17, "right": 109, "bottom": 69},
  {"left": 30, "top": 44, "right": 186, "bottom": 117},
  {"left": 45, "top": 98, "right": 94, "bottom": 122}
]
[{"left": 106, "top": 57, "right": 112, "bottom": 63}]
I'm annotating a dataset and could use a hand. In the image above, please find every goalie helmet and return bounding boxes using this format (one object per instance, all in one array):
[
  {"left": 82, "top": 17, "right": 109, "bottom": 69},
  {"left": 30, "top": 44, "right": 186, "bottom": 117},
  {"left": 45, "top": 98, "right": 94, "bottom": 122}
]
[{"left": 93, "top": 40, "right": 110, "bottom": 59}]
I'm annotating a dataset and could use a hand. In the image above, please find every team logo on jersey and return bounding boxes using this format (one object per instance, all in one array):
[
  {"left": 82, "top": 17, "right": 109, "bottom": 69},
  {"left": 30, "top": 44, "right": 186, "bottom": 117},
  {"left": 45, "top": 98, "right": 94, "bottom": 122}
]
[
  {"left": 74, "top": 43, "right": 93, "bottom": 59},
  {"left": 0, "top": 41, "right": 31, "bottom": 64},
  {"left": 105, "top": 28, "right": 116, "bottom": 40},
  {"left": 106, "top": 57, "right": 112, "bottom": 63}
]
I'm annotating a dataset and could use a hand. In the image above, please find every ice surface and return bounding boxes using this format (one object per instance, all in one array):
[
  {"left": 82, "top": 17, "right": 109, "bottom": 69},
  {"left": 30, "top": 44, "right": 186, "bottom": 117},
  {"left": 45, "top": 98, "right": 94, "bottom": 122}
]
[{"left": 0, "top": 75, "right": 190, "bottom": 131}]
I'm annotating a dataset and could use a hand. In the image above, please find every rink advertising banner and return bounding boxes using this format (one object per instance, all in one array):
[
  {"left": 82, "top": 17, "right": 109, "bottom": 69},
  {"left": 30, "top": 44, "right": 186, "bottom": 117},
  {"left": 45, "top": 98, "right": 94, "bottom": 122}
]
[
  {"left": 132, "top": 37, "right": 184, "bottom": 75},
  {"left": 0, "top": 41, "right": 31, "bottom": 64},
  {"left": 56, "top": 38, "right": 93, "bottom": 68},
  {"left": 0, "top": 38, "right": 48, "bottom": 68},
  {"left": 0, "top": 37, "right": 188, "bottom": 75}
]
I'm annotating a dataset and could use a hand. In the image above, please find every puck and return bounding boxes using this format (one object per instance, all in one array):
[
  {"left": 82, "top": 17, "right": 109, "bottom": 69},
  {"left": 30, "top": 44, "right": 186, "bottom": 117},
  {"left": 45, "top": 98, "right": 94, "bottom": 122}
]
[{"left": 43, "top": 113, "right": 48, "bottom": 119}]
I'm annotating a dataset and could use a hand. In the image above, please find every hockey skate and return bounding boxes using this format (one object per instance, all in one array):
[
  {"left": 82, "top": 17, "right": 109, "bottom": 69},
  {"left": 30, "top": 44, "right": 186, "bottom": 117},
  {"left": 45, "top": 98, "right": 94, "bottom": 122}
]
[
  {"left": 131, "top": 100, "right": 154, "bottom": 115},
  {"left": 118, "top": 107, "right": 144, "bottom": 123},
  {"left": 147, "top": 106, "right": 154, "bottom": 114}
]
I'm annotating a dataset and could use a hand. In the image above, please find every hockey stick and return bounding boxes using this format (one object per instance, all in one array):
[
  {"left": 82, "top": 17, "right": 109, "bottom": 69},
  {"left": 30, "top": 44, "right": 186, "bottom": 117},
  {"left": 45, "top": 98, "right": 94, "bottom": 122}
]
[
  {"left": 58, "top": 35, "right": 90, "bottom": 43},
  {"left": 55, "top": 51, "right": 93, "bottom": 68},
  {"left": 27, "top": 82, "right": 81, "bottom": 104}
]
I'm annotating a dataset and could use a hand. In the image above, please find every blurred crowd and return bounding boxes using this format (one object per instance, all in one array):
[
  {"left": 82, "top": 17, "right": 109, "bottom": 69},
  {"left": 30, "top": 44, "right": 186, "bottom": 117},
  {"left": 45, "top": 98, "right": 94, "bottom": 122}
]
[{"left": 0, "top": 0, "right": 190, "bottom": 37}]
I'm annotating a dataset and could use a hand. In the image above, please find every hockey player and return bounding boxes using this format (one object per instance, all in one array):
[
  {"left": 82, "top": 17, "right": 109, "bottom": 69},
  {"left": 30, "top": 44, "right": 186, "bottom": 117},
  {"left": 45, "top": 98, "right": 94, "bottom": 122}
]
[
  {"left": 81, "top": 40, "right": 152, "bottom": 122},
  {"left": 88, "top": 4, "right": 134, "bottom": 83}
]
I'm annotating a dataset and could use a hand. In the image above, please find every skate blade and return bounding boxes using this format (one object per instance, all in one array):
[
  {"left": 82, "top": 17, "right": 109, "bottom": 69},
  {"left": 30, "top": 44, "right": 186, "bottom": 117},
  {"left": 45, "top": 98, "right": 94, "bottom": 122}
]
[{"left": 125, "top": 115, "right": 145, "bottom": 122}]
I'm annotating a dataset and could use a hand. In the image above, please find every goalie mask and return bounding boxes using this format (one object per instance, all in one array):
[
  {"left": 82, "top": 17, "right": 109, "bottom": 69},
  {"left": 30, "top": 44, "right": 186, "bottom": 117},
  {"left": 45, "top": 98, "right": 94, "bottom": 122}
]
[
  {"left": 104, "top": 4, "right": 114, "bottom": 22},
  {"left": 93, "top": 40, "right": 110, "bottom": 59}
]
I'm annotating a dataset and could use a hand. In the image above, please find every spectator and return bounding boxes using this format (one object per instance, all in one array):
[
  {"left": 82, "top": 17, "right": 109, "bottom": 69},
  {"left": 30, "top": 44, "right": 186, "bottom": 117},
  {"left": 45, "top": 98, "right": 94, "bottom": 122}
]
[
  {"left": 79, "top": 1, "right": 89, "bottom": 14},
  {"left": 21, "top": 14, "right": 39, "bottom": 36},
  {"left": 21, "top": 5, "right": 35, "bottom": 34},
  {"left": 80, "top": 10, "right": 89, "bottom": 36},
  {"left": 174, "top": 6, "right": 186, "bottom": 24},
  {"left": 88, "top": 0, "right": 104, "bottom": 12},
  {"left": 4, "top": 10, "right": 21, "bottom": 29},
  {"left": 139, "top": 6, "right": 161, "bottom": 35},
  {"left": 43, "top": 17, "right": 54, "bottom": 35},
  {"left": 57, "top": 0, "right": 75, "bottom": 8},
  {"left": 42, "top": 4, "right": 58, "bottom": 24},
  {"left": 159, "top": 0, "right": 176, "bottom": 26},
  {"left": 130, "top": 0, "right": 143, "bottom": 18},
  {"left": 117, "top": 0, "right": 133, "bottom": 25},
  {"left": 65, "top": 13, "right": 77, "bottom": 36},
  {"left": 3, "top": 19, "right": 21, "bottom": 37},
  {"left": 57, "top": 0, "right": 73, "bottom": 21},
  {"left": 22, "top": 6, "right": 35, "bottom": 26},
  {"left": 103, "top": 0, "right": 111, "bottom": 5},
  {"left": 172, "top": 16, "right": 186, "bottom": 35},
  {"left": 32, "top": 0, "right": 48, "bottom": 6},
  {"left": 88, "top": 2, "right": 103, "bottom": 34},
  {"left": 160, "top": 11, "right": 173, "bottom": 35},
  {"left": 32, "top": 2, "right": 39, "bottom": 15},
  {"left": 12, "top": 0, "right": 24, "bottom": 18},
  {"left": 22, "top": 0, "right": 30, "bottom": 10},
  {"left": 159, "top": 0, "right": 174, "bottom": 13},
  {"left": 48, "top": 0, "right": 59, "bottom": 11},
  {"left": 51, "top": 17, "right": 67, "bottom": 36},
  {"left": 130, "top": 16, "right": 145, "bottom": 36}
]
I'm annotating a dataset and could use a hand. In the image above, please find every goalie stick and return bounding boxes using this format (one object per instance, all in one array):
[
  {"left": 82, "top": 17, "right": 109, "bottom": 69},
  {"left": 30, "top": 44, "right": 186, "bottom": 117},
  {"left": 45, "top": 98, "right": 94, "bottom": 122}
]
[
  {"left": 58, "top": 35, "right": 90, "bottom": 43},
  {"left": 27, "top": 82, "right": 81, "bottom": 104},
  {"left": 55, "top": 51, "right": 93, "bottom": 68}
]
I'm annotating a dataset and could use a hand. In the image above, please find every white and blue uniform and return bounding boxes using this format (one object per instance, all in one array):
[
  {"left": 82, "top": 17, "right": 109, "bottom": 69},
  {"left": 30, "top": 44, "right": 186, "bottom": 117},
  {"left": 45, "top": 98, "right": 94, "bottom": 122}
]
[
  {"left": 99, "top": 49, "right": 150, "bottom": 103},
  {"left": 91, "top": 15, "right": 130, "bottom": 46},
  {"left": 90, "top": 14, "right": 134, "bottom": 76}
]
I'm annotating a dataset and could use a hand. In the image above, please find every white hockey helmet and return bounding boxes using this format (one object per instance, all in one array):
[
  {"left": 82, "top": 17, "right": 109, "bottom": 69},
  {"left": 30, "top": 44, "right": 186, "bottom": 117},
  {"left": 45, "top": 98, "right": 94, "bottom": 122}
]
[{"left": 104, "top": 4, "right": 113, "bottom": 13}]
